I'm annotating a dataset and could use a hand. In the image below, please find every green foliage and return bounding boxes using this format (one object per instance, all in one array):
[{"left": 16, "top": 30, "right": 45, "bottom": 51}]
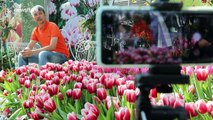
[{"left": 21, "top": 0, "right": 44, "bottom": 42}]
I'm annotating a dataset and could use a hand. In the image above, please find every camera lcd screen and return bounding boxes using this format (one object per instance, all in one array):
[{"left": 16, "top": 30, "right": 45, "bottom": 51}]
[{"left": 96, "top": 7, "right": 213, "bottom": 67}]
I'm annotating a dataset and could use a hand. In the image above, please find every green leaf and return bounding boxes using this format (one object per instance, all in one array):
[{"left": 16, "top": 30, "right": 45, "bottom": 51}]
[
  {"left": 58, "top": 108, "right": 68, "bottom": 120},
  {"left": 52, "top": 111, "right": 64, "bottom": 120},
  {"left": 8, "top": 108, "right": 22, "bottom": 120}
]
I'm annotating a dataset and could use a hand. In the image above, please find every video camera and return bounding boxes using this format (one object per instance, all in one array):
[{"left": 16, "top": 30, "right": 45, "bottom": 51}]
[{"left": 96, "top": 0, "right": 213, "bottom": 120}]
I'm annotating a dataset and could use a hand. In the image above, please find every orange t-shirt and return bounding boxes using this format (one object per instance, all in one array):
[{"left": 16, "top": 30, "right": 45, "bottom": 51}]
[{"left": 31, "top": 21, "right": 70, "bottom": 59}]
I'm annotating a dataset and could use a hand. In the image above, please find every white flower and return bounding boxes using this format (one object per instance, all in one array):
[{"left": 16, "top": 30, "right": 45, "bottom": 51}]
[
  {"left": 61, "top": 16, "right": 92, "bottom": 46},
  {"left": 60, "top": 2, "right": 77, "bottom": 20},
  {"left": 48, "top": 1, "right": 56, "bottom": 15},
  {"left": 69, "top": 0, "right": 80, "bottom": 7},
  {"left": 84, "top": 0, "right": 100, "bottom": 8}
]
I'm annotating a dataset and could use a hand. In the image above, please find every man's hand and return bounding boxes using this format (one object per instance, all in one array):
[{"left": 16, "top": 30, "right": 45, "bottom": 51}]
[{"left": 20, "top": 48, "right": 33, "bottom": 57}]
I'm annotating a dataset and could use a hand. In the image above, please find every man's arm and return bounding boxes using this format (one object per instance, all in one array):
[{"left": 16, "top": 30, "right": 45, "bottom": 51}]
[
  {"left": 32, "top": 37, "right": 58, "bottom": 54},
  {"left": 21, "top": 37, "right": 58, "bottom": 57}
]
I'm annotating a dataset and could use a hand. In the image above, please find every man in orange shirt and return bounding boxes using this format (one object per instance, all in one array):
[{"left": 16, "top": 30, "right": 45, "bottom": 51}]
[{"left": 18, "top": 5, "right": 70, "bottom": 67}]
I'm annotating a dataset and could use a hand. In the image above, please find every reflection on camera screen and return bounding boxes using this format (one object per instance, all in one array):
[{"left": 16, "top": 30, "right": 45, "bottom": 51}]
[{"left": 101, "top": 10, "right": 213, "bottom": 65}]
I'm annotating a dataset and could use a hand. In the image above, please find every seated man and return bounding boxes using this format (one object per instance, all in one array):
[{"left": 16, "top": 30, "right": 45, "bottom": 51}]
[{"left": 18, "top": 5, "right": 70, "bottom": 67}]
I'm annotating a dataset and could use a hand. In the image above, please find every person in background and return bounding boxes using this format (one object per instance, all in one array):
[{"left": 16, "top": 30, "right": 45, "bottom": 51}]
[{"left": 18, "top": 5, "right": 70, "bottom": 67}]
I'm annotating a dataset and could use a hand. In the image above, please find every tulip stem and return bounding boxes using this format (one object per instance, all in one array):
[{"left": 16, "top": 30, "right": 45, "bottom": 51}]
[{"left": 193, "top": 77, "right": 204, "bottom": 99}]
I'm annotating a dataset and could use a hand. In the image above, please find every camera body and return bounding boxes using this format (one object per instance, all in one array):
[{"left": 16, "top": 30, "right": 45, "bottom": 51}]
[
  {"left": 96, "top": 2, "right": 213, "bottom": 120},
  {"left": 96, "top": 6, "right": 213, "bottom": 68}
]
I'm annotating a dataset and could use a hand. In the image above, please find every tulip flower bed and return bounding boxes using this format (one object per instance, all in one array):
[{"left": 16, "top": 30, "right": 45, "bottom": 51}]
[{"left": 0, "top": 60, "right": 212, "bottom": 120}]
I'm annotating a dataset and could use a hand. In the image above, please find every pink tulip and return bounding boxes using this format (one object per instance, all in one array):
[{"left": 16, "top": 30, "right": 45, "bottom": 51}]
[
  {"left": 195, "top": 68, "right": 209, "bottom": 81},
  {"left": 2, "top": 108, "right": 10, "bottom": 116},
  {"left": 103, "top": 77, "right": 115, "bottom": 89},
  {"left": 185, "top": 102, "right": 198, "bottom": 118},
  {"left": 72, "top": 88, "right": 82, "bottom": 100},
  {"left": 29, "top": 73, "right": 37, "bottom": 80},
  {"left": 206, "top": 65, "right": 213, "bottom": 74},
  {"left": 36, "top": 96, "right": 44, "bottom": 108},
  {"left": 48, "top": 84, "right": 59, "bottom": 96},
  {"left": 207, "top": 101, "right": 213, "bottom": 114},
  {"left": 24, "top": 80, "right": 31, "bottom": 88},
  {"left": 105, "top": 96, "right": 120, "bottom": 110},
  {"left": 173, "top": 99, "right": 185, "bottom": 108},
  {"left": 32, "top": 85, "right": 37, "bottom": 91},
  {"left": 186, "top": 66, "right": 194, "bottom": 76},
  {"left": 76, "top": 75, "right": 83, "bottom": 82},
  {"left": 187, "top": 85, "right": 196, "bottom": 94},
  {"left": 93, "top": 96, "right": 101, "bottom": 104},
  {"left": 82, "top": 102, "right": 99, "bottom": 119},
  {"left": 40, "top": 84, "right": 47, "bottom": 91},
  {"left": 67, "top": 112, "right": 77, "bottom": 120},
  {"left": 44, "top": 98, "right": 56, "bottom": 113},
  {"left": 115, "top": 107, "right": 130, "bottom": 120},
  {"left": 96, "top": 88, "right": 107, "bottom": 100},
  {"left": 16, "top": 88, "right": 22, "bottom": 95},
  {"left": 23, "top": 99, "right": 34, "bottom": 108},
  {"left": 126, "top": 81, "right": 135, "bottom": 89},
  {"left": 7, "top": 77, "right": 13, "bottom": 83},
  {"left": 29, "top": 112, "right": 40, "bottom": 120},
  {"left": 15, "top": 68, "right": 22, "bottom": 75},
  {"left": 195, "top": 99, "right": 208, "bottom": 114},
  {"left": 74, "top": 82, "right": 82, "bottom": 89},
  {"left": 87, "top": 82, "right": 96, "bottom": 94},
  {"left": 52, "top": 76, "right": 60, "bottom": 85},
  {"left": 115, "top": 77, "right": 126, "bottom": 86},
  {"left": 18, "top": 78, "right": 25, "bottom": 85},
  {"left": 81, "top": 112, "right": 97, "bottom": 120},
  {"left": 124, "top": 89, "right": 136, "bottom": 103},
  {"left": 117, "top": 85, "right": 127, "bottom": 96},
  {"left": 45, "top": 71, "right": 54, "bottom": 80},
  {"left": 66, "top": 89, "right": 72, "bottom": 98}
]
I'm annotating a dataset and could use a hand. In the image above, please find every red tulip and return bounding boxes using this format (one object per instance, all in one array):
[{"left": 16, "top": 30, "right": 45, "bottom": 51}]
[
  {"left": 48, "top": 84, "right": 59, "bottom": 96},
  {"left": 2, "top": 108, "right": 10, "bottom": 116},
  {"left": 23, "top": 99, "right": 34, "bottom": 108},
  {"left": 87, "top": 82, "right": 96, "bottom": 94},
  {"left": 74, "top": 82, "right": 82, "bottom": 89},
  {"left": 185, "top": 102, "right": 198, "bottom": 118},
  {"left": 52, "top": 76, "right": 60, "bottom": 85},
  {"left": 81, "top": 103, "right": 99, "bottom": 120},
  {"left": 7, "top": 77, "right": 13, "bottom": 83},
  {"left": 29, "top": 73, "right": 37, "bottom": 80},
  {"left": 124, "top": 89, "right": 136, "bottom": 103},
  {"left": 58, "top": 92, "right": 64, "bottom": 100},
  {"left": 93, "top": 96, "right": 101, "bottom": 104},
  {"left": 150, "top": 88, "right": 157, "bottom": 98},
  {"left": 24, "top": 80, "right": 31, "bottom": 88},
  {"left": 195, "top": 68, "right": 209, "bottom": 81},
  {"left": 187, "top": 85, "right": 196, "bottom": 94},
  {"left": 105, "top": 96, "right": 120, "bottom": 110},
  {"left": 103, "top": 77, "right": 115, "bottom": 89},
  {"left": 67, "top": 112, "right": 77, "bottom": 120},
  {"left": 207, "top": 101, "right": 213, "bottom": 114},
  {"left": 44, "top": 98, "right": 56, "bottom": 113},
  {"left": 66, "top": 89, "right": 72, "bottom": 98},
  {"left": 72, "top": 88, "right": 82, "bottom": 100},
  {"left": 115, "top": 77, "right": 126, "bottom": 86},
  {"left": 126, "top": 80, "right": 135, "bottom": 89},
  {"left": 115, "top": 107, "right": 130, "bottom": 120},
  {"left": 117, "top": 85, "right": 127, "bottom": 96},
  {"left": 29, "top": 112, "right": 40, "bottom": 120},
  {"left": 18, "top": 78, "right": 25, "bottom": 85},
  {"left": 202, "top": 0, "right": 207, "bottom": 3},
  {"left": 96, "top": 88, "right": 107, "bottom": 100},
  {"left": 3, "top": 90, "right": 8, "bottom": 96},
  {"left": 195, "top": 99, "right": 208, "bottom": 114}
]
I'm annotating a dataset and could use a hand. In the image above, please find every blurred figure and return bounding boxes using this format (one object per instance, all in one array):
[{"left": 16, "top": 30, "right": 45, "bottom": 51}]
[{"left": 18, "top": 5, "right": 70, "bottom": 67}]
